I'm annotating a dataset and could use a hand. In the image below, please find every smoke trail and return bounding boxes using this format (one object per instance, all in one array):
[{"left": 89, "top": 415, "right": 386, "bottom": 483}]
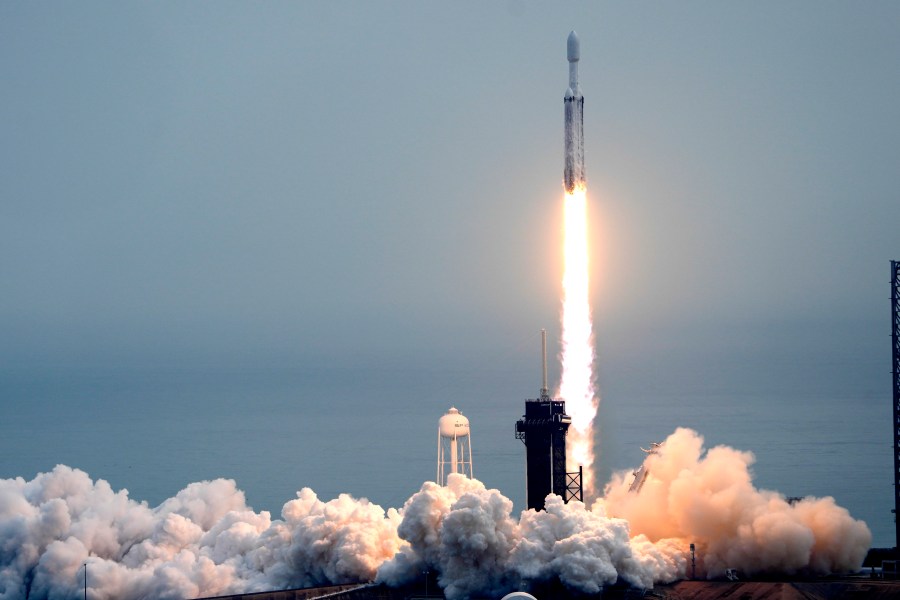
[
  {"left": 1, "top": 428, "right": 869, "bottom": 599},
  {"left": 559, "top": 186, "right": 599, "bottom": 497}
]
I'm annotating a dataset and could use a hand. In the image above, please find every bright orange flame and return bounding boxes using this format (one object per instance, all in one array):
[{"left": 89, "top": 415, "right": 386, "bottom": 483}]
[{"left": 559, "top": 186, "right": 598, "bottom": 497}]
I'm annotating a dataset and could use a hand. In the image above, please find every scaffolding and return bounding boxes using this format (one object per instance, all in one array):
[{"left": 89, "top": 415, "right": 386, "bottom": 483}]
[{"left": 565, "top": 466, "right": 583, "bottom": 502}]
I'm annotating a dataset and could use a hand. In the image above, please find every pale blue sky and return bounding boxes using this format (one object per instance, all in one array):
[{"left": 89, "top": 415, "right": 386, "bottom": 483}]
[
  {"left": 3, "top": 2, "right": 898, "bottom": 379},
  {"left": 3, "top": 3, "right": 898, "bottom": 375}
]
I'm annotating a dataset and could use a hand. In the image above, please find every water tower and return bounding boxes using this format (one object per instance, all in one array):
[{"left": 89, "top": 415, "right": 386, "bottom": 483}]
[{"left": 437, "top": 407, "right": 473, "bottom": 485}]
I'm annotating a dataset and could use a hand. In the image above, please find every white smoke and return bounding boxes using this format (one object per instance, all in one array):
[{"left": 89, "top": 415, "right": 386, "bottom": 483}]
[
  {"left": 377, "top": 475, "right": 685, "bottom": 599},
  {"left": 377, "top": 476, "right": 519, "bottom": 599},
  {"left": 0, "top": 428, "right": 871, "bottom": 600},
  {"left": 599, "top": 427, "right": 872, "bottom": 578},
  {"left": 0, "top": 466, "right": 402, "bottom": 600}
]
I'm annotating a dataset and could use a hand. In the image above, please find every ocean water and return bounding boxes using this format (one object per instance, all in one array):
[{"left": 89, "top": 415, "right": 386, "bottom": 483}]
[{"left": 0, "top": 351, "right": 892, "bottom": 549}]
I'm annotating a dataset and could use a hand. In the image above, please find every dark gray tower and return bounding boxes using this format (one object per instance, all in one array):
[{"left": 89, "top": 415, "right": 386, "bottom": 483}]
[
  {"left": 516, "top": 397, "right": 571, "bottom": 510},
  {"left": 515, "top": 330, "right": 582, "bottom": 510}
]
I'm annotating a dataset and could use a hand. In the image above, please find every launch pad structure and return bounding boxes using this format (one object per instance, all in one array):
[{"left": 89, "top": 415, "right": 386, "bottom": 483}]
[{"left": 515, "top": 330, "right": 583, "bottom": 511}]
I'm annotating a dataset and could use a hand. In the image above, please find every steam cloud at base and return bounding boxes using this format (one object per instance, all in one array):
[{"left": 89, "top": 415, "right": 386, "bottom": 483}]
[
  {"left": 599, "top": 428, "right": 872, "bottom": 578},
  {"left": 0, "top": 428, "right": 870, "bottom": 600}
]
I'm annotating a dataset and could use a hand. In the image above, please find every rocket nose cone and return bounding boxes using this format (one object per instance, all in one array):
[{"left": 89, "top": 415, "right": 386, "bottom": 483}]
[{"left": 567, "top": 30, "right": 580, "bottom": 62}]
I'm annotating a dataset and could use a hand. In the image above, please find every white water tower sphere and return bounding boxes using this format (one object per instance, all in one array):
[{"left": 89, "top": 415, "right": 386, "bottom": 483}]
[
  {"left": 437, "top": 407, "right": 473, "bottom": 485},
  {"left": 439, "top": 406, "right": 470, "bottom": 438}
]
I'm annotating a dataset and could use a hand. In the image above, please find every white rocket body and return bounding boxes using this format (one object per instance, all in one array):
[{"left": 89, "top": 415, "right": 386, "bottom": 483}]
[{"left": 564, "top": 31, "right": 585, "bottom": 193}]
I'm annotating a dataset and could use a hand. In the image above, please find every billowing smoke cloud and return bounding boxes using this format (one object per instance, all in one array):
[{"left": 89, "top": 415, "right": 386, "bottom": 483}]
[
  {"left": 377, "top": 476, "right": 685, "bottom": 598},
  {"left": 0, "top": 466, "right": 402, "bottom": 600},
  {"left": 0, "top": 428, "right": 870, "bottom": 600},
  {"left": 599, "top": 427, "right": 872, "bottom": 578}
]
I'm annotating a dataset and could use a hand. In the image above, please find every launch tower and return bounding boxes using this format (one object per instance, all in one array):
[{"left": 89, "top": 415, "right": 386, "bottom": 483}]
[{"left": 515, "top": 330, "right": 583, "bottom": 510}]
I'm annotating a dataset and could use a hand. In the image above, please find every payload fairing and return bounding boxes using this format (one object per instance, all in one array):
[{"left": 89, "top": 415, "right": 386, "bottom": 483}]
[{"left": 564, "top": 31, "right": 585, "bottom": 193}]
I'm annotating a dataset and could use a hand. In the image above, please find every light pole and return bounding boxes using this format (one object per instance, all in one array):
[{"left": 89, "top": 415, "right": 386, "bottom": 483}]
[
  {"left": 83, "top": 562, "right": 87, "bottom": 600},
  {"left": 689, "top": 543, "right": 696, "bottom": 580}
]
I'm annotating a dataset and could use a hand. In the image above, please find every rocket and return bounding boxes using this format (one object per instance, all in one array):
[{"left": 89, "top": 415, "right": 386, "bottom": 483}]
[{"left": 564, "top": 31, "right": 585, "bottom": 193}]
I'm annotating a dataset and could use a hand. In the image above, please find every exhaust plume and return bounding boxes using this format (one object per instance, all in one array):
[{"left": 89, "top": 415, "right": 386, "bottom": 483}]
[{"left": 559, "top": 187, "right": 599, "bottom": 497}]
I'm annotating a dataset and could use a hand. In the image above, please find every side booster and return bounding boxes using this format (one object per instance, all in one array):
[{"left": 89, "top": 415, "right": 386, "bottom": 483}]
[{"left": 564, "top": 30, "right": 585, "bottom": 194}]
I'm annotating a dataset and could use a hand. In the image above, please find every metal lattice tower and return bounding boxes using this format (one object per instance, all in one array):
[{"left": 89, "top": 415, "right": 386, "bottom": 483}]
[
  {"left": 565, "top": 466, "right": 584, "bottom": 503},
  {"left": 892, "top": 261, "right": 900, "bottom": 548}
]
